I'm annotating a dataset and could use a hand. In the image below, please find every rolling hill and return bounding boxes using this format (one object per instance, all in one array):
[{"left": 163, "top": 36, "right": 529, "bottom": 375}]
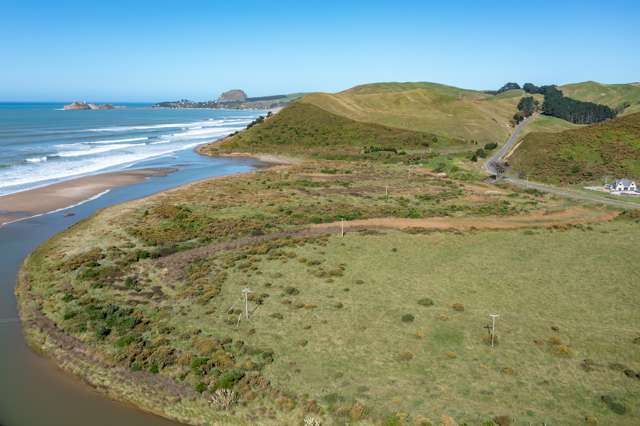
[
  {"left": 509, "top": 112, "right": 640, "bottom": 184},
  {"left": 201, "top": 101, "right": 450, "bottom": 161},
  {"left": 560, "top": 81, "right": 640, "bottom": 115},
  {"left": 296, "top": 82, "right": 523, "bottom": 144}
]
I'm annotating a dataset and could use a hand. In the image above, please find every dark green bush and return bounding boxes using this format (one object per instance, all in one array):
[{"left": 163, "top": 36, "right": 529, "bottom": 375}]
[
  {"left": 215, "top": 369, "right": 245, "bottom": 390},
  {"left": 417, "top": 298, "right": 434, "bottom": 307},
  {"left": 401, "top": 314, "right": 415, "bottom": 323}
]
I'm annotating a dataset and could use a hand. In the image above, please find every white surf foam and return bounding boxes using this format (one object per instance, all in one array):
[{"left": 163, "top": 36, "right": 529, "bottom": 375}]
[
  {"left": 88, "top": 119, "right": 252, "bottom": 133},
  {"left": 26, "top": 156, "right": 47, "bottom": 163},
  {"left": 55, "top": 143, "right": 139, "bottom": 158},
  {"left": 0, "top": 115, "right": 257, "bottom": 196},
  {"left": 86, "top": 137, "right": 149, "bottom": 145}
]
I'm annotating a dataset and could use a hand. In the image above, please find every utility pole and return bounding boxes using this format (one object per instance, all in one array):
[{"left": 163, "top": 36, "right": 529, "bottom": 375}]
[
  {"left": 242, "top": 288, "right": 252, "bottom": 320},
  {"left": 489, "top": 313, "right": 499, "bottom": 348},
  {"left": 385, "top": 185, "right": 389, "bottom": 199}
]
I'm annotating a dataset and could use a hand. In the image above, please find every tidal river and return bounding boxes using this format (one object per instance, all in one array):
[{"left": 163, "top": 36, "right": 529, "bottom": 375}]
[{"left": 0, "top": 104, "right": 264, "bottom": 425}]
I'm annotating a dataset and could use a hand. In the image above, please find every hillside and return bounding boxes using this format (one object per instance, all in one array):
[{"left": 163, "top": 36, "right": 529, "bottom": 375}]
[
  {"left": 509, "top": 112, "right": 640, "bottom": 184},
  {"left": 560, "top": 81, "right": 640, "bottom": 115},
  {"left": 201, "top": 101, "right": 467, "bottom": 162},
  {"left": 295, "top": 82, "right": 522, "bottom": 144},
  {"left": 518, "top": 114, "right": 582, "bottom": 140}
]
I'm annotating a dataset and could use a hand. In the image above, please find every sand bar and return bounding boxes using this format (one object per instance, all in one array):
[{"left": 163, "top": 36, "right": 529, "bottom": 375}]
[{"left": 0, "top": 168, "right": 175, "bottom": 226}]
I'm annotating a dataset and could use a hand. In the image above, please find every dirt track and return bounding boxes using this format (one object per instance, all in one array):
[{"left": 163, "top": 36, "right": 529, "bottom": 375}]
[{"left": 158, "top": 208, "right": 618, "bottom": 277}]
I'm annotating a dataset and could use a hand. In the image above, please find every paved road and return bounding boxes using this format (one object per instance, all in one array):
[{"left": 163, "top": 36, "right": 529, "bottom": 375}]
[
  {"left": 483, "top": 115, "right": 640, "bottom": 210},
  {"left": 483, "top": 115, "right": 532, "bottom": 175},
  {"left": 506, "top": 177, "right": 640, "bottom": 210}
]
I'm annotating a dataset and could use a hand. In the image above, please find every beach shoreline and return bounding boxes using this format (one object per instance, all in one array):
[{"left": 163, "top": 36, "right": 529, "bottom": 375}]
[{"left": 0, "top": 168, "right": 175, "bottom": 227}]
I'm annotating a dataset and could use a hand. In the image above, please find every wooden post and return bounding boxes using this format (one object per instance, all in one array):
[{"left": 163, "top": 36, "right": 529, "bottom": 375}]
[
  {"left": 341, "top": 219, "right": 344, "bottom": 237},
  {"left": 242, "top": 288, "right": 252, "bottom": 319},
  {"left": 490, "top": 314, "right": 499, "bottom": 348}
]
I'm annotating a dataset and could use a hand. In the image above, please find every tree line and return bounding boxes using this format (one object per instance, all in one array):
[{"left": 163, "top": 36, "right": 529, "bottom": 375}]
[{"left": 523, "top": 83, "right": 616, "bottom": 124}]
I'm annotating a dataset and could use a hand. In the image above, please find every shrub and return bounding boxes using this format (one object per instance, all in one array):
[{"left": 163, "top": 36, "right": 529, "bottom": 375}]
[
  {"left": 195, "top": 382, "right": 208, "bottom": 393},
  {"left": 601, "top": 395, "right": 626, "bottom": 414},
  {"left": 95, "top": 325, "right": 111, "bottom": 340},
  {"left": 401, "top": 314, "right": 415, "bottom": 323},
  {"left": 452, "top": 303, "right": 465, "bottom": 312},
  {"left": 417, "top": 298, "right": 434, "bottom": 307},
  {"left": 215, "top": 369, "right": 245, "bottom": 390},
  {"left": 397, "top": 351, "right": 414, "bottom": 361},
  {"left": 210, "top": 388, "right": 237, "bottom": 410},
  {"left": 484, "top": 142, "right": 498, "bottom": 151}
]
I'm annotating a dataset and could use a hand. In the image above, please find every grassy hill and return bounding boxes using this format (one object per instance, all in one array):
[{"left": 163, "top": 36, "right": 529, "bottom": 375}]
[
  {"left": 202, "top": 101, "right": 471, "bottom": 162},
  {"left": 560, "top": 81, "right": 640, "bottom": 115},
  {"left": 295, "top": 82, "right": 522, "bottom": 145},
  {"left": 509, "top": 112, "right": 640, "bottom": 184},
  {"left": 518, "top": 114, "right": 582, "bottom": 140}
]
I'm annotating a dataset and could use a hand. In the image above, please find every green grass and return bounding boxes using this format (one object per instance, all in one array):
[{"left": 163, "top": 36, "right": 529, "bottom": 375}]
[
  {"left": 295, "top": 82, "right": 521, "bottom": 145},
  {"left": 560, "top": 81, "right": 640, "bottom": 115},
  {"left": 202, "top": 101, "right": 471, "bottom": 161},
  {"left": 211, "top": 222, "right": 639, "bottom": 425},
  {"left": 18, "top": 160, "right": 585, "bottom": 425},
  {"left": 518, "top": 114, "right": 582, "bottom": 139},
  {"left": 510, "top": 112, "right": 640, "bottom": 185},
  {"left": 24, "top": 208, "right": 640, "bottom": 424}
]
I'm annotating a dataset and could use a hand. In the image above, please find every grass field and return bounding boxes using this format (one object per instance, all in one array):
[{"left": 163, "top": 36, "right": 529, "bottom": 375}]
[
  {"left": 295, "top": 82, "right": 521, "bottom": 145},
  {"left": 20, "top": 158, "right": 634, "bottom": 425},
  {"left": 509, "top": 112, "right": 640, "bottom": 185},
  {"left": 209, "top": 221, "right": 640, "bottom": 425},
  {"left": 560, "top": 81, "right": 640, "bottom": 115}
]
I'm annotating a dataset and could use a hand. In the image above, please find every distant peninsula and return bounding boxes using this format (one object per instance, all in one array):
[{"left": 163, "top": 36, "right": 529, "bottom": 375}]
[
  {"left": 63, "top": 102, "right": 122, "bottom": 111},
  {"left": 153, "top": 89, "right": 305, "bottom": 110}
]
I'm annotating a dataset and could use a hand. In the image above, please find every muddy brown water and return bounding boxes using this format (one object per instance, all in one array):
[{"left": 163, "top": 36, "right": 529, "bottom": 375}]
[{"left": 0, "top": 154, "right": 259, "bottom": 426}]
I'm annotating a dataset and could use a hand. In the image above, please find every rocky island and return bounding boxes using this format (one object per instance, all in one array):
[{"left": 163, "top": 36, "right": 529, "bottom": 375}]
[
  {"left": 63, "top": 102, "right": 120, "bottom": 110},
  {"left": 153, "top": 89, "right": 302, "bottom": 110}
]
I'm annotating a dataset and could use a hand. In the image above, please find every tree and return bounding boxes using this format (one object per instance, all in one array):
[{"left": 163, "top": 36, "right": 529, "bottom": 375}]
[
  {"left": 523, "top": 83, "right": 543, "bottom": 94},
  {"left": 517, "top": 96, "right": 538, "bottom": 117},
  {"left": 541, "top": 86, "right": 616, "bottom": 124},
  {"left": 497, "top": 82, "right": 521, "bottom": 94}
]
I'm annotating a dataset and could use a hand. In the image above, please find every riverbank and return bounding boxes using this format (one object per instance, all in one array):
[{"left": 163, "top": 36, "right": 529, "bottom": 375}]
[
  {"left": 0, "top": 150, "right": 260, "bottom": 426},
  {"left": 0, "top": 168, "right": 175, "bottom": 226}
]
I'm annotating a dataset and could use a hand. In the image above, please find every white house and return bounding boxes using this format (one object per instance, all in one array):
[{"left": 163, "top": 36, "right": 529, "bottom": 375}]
[{"left": 611, "top": 178, "right": 637, "bottom": 192}]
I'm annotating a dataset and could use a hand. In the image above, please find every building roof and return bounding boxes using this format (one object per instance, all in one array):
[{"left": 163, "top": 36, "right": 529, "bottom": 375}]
[{"left": 614, "top": 178, "right": 635, "bottom": 186}]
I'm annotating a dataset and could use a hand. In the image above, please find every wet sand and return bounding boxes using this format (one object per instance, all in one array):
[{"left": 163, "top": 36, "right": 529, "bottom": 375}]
[{"left": 0, "top": 168, "right": 175, "bottom": 226}]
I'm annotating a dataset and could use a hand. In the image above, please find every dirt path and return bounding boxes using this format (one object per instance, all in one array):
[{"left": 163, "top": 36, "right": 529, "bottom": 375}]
[
  {"left": 313, "top": 207, "right": 618, "bottom": 231},
  {"left": 158, "top": 207, "right": 618, "bottom": 276}
]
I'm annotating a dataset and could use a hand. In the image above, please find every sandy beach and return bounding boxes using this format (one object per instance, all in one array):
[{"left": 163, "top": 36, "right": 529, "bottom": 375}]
[{"left": 0, "top": 168, "right": 174, "bottom": 226}]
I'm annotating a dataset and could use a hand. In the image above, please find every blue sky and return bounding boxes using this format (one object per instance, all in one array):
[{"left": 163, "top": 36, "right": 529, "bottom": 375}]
[{"left": 1, "top": 0, "right": 639, "bottom": 101}]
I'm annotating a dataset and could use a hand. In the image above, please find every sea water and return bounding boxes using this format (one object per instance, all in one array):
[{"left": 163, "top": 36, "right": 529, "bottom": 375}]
[{"left": 0, "top": 102, "right": 260, "bottom": 195}]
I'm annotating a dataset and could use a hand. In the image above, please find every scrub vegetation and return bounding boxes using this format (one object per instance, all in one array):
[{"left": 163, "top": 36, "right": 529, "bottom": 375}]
[
  {"left": 17, "top": 82, "right": 640, "bottom": 425},
  {"left": 510, "top": 112, "right": 640, "bottom": 185}
]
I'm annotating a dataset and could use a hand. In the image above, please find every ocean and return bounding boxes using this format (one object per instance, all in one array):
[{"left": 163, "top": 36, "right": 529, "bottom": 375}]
[{"left": 0, "top": 102, "right": 261, "bottom": 196}]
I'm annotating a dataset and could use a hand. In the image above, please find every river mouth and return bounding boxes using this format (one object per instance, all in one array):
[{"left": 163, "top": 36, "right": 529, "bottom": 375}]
[{"left": 0, "top": 149, "right": 259, "bottom": 426}]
